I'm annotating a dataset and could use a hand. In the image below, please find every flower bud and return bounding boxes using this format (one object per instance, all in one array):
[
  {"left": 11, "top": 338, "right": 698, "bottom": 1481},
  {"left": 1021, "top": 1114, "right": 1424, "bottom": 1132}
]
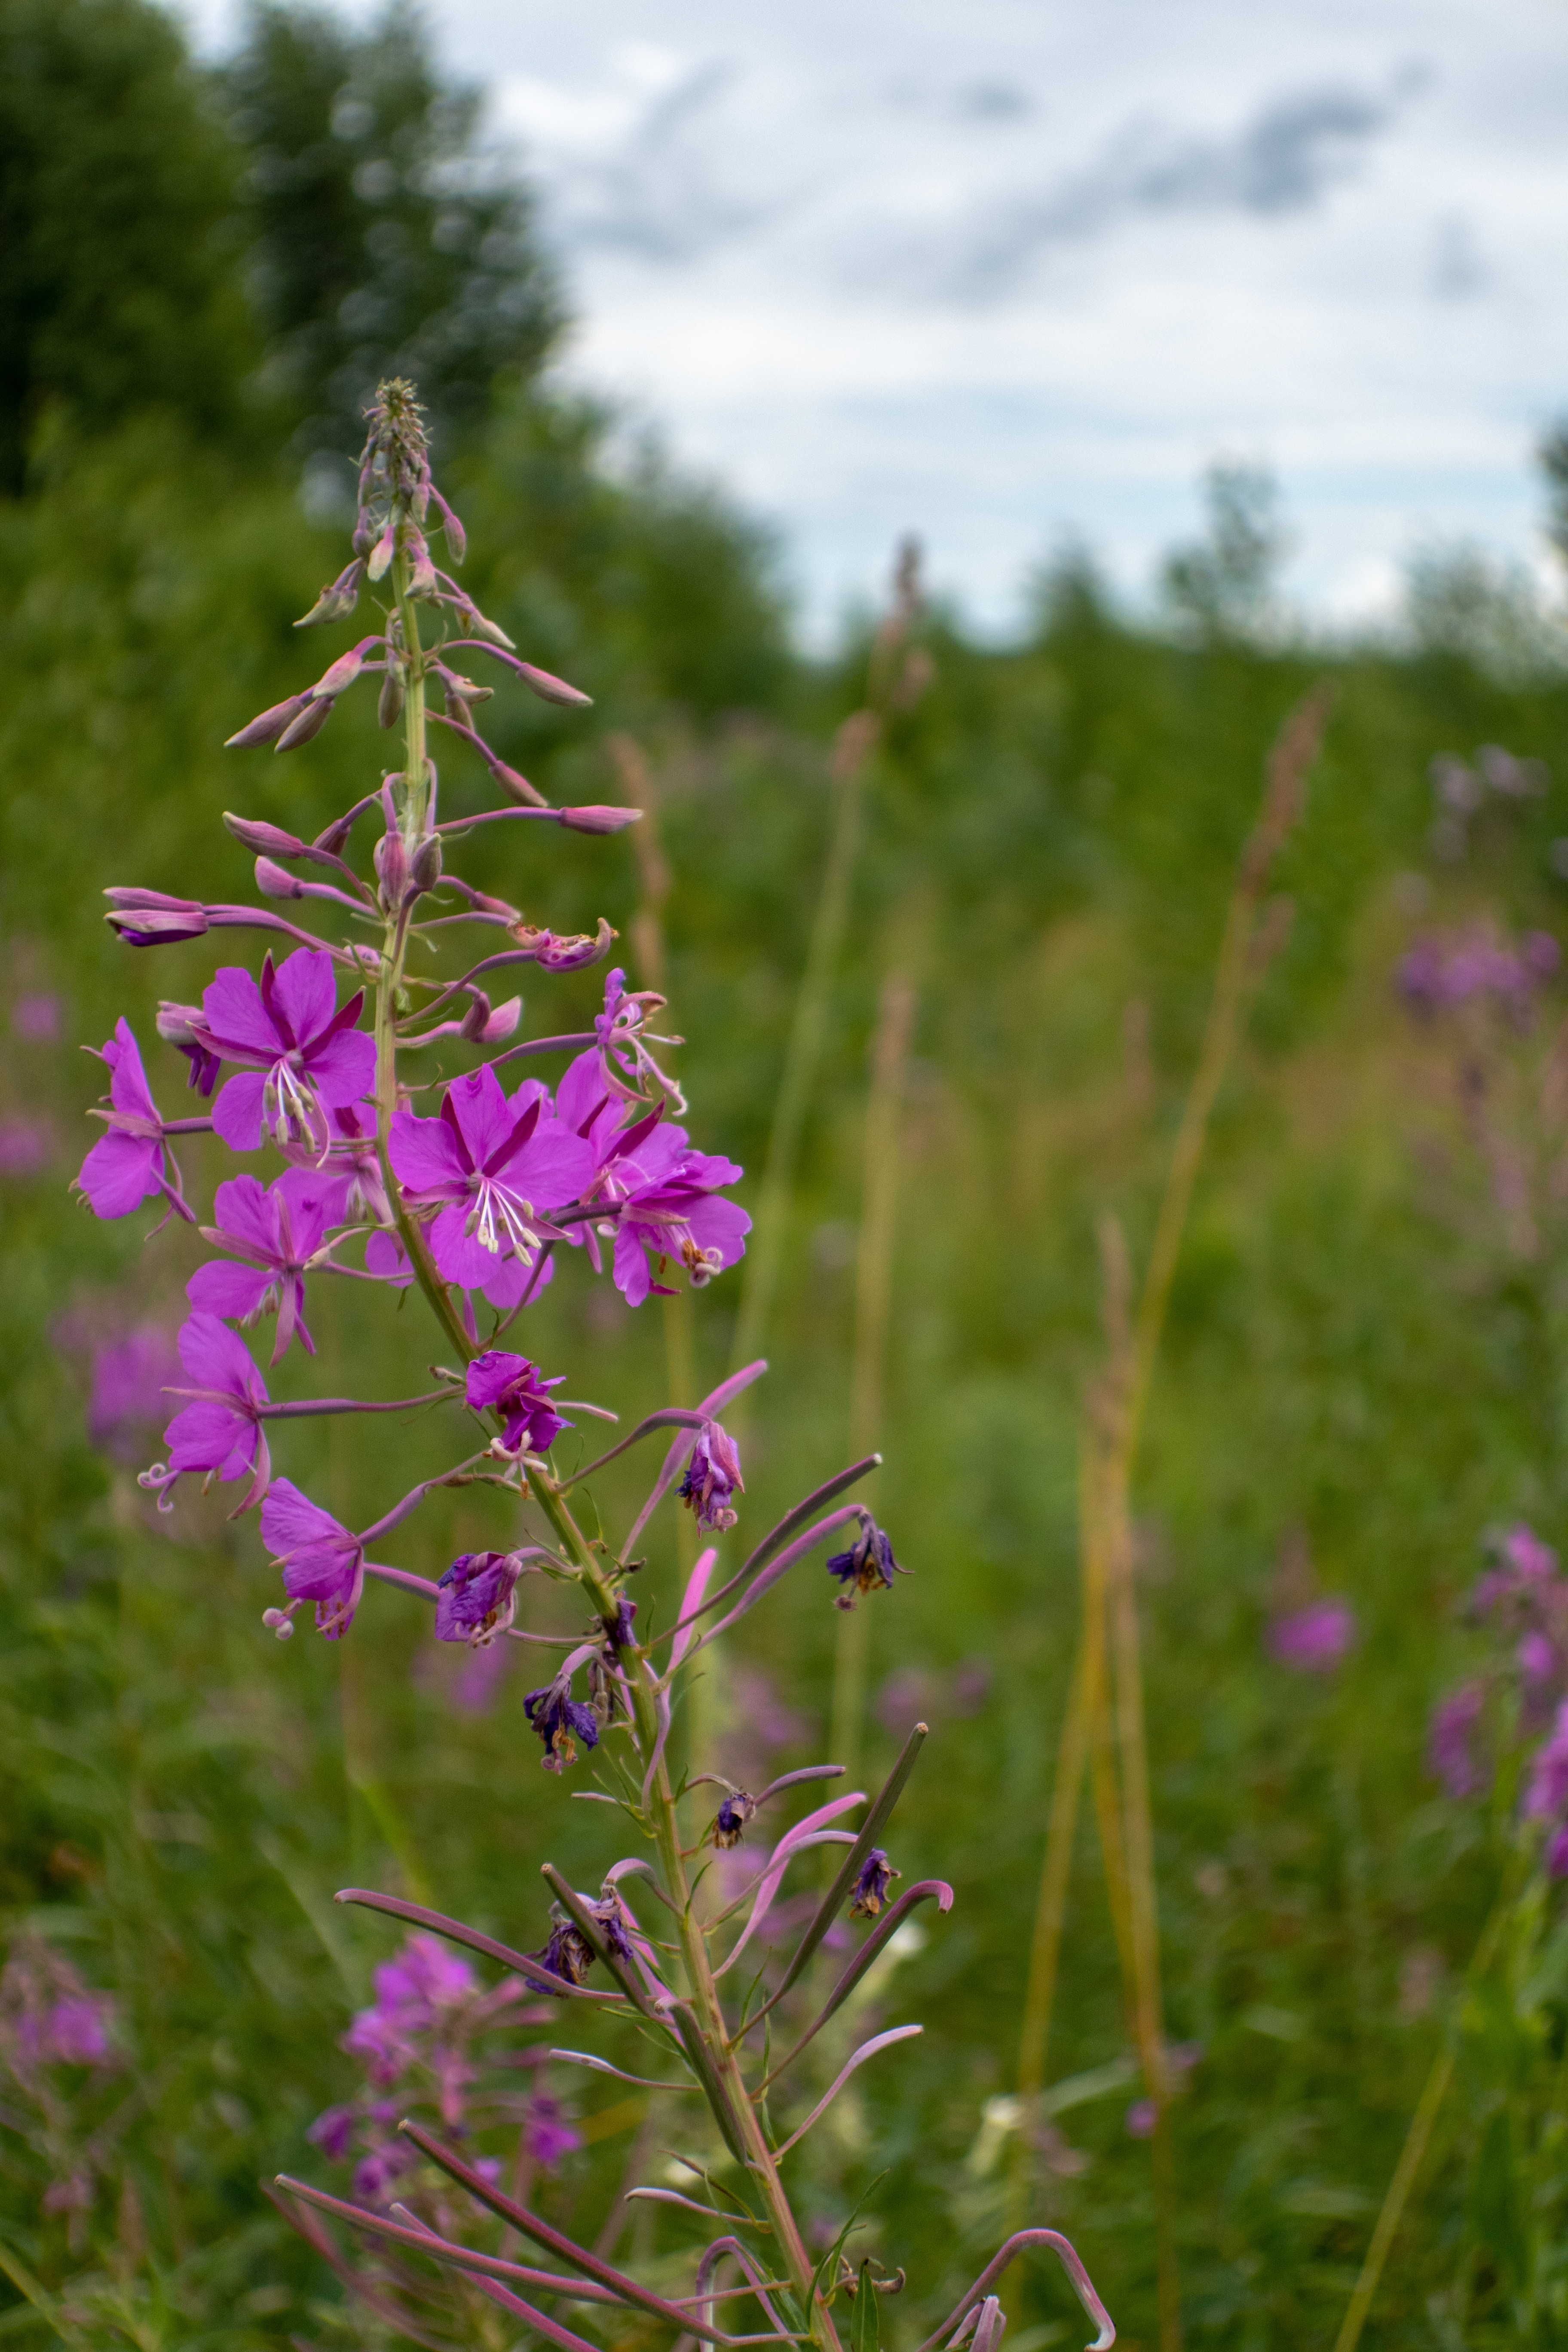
[
  {"left": 225, "top": 692, "right": 311, "bottom": 750},
  {"left": 255, "top": 856, "right": 304, "bottom": 899},
  {"left": 374, "top": 831, "right": 410, "bottom": 913},
  {"left": 432, "top": 493, "right": 467, "bottom": 565},
  {"left": 516, "top": 660, "right": 593, "bottom": 709},
  {"left": 155, "top": 1001, "right": 204, "bottom": 1046},
  {"left": 405, "top": 527, "right": 438, "bottom": 597},
  {"left": 294, "top": 558, "right": 366, "bottom": 628},
  {"left": 366, "top": 520, "right": 396, "bottom": 581},
  {"left": 312, "top": 637, "right": 380, "bottom": 700},
  {"left": 377, "top": 668, "right": 405, "bottom": 729},
  {"left": 558, "top": 804, "right": 643, "bottom": 834},
  {"left": 410, "top": 834, "right": 443, "bottom": 892},
  {"left": 455, "top": 600, "right": 515, "bottom": 651},
  {"left": 275, "top": 696, "right": 335, "bottom": 752},
  {"left": 224, "top": 812, "right": 307, "bottom": 858},
  {"left": 105, "top": 905, "right": 211, "bottom": 945},
  {"left": 492, "top": 762, "right": 547, "bottom": 807}
]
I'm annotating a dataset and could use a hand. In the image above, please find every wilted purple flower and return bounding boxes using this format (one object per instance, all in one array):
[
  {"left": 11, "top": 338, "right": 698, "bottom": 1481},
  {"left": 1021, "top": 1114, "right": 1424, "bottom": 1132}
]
[
  {"left": 88, "top": 1324, "right": 182, "bottom": 1459},
  {"left": 712, "top": 1790, "right": 757, "bottom": 1848},
  {"left": 533, "top": 1913, "right": 596, "bottom": 1990},
  {"left": 13, "top": 993, "right": 60, "bottom": 1043},
  {"left": 260, "top": 1479, "right": 364, "bottom": 1639},
  {"left": 464, "top": 1350, "right": 569, "bottom": 1453},
  {"left": 156, "top": 1001, "right": 222, "bottom": 1096},
  {"left": 188, "top": 1170, "right": 337, "bottom": 1362},
  {"left": 523, "top": 2091, "right": 581, "bottom": 2171},
  {"left": 0, "top": 1120, "right": 52, "bottom": 1175},
  {"left": 1428, "top": 1682, "right": 1488, "bottom": 1799},
  {"left": 604, "top": 1597, "right": 637, "bottom": 1652},
  {"left": 75, "top": 1020, "right": 174, "bottom": 1219},
  {"left": 680, "top": 1421, "right": 744, "bottom": 1530},
  {"left": 145, "top": 1314, "right": 271, "bottom": 1512},
  {"left": 849, "top": 1849, "right": 900, "bottom": 1919},
  {"left": 1268, "top": 1598, "right": 1355, "bottom": 1673},
  {"left": 1525, "top": 1699, "right": 1568, "bottom": 1822},
  {"left": 194, "top": 949, "right": 376, "bottom": 1153},
  {"left": 524, "top": 1671, "right": 600, "bottom": 1773},
  {"left": 436, "top": 1551, "right": 522, "bottom": 1646},
  {"left": 828, "top": 1519, "right": 903, "bottom": 1609},
  {"left": 389, "top": 1067, "right": 593, "bottom": 1308}
]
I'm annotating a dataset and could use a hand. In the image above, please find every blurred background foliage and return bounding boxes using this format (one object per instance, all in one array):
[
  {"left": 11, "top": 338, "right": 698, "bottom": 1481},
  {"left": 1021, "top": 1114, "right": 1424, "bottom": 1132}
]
[{"left": 4, "top": 0, "right": 1568, "bottom": 2346}]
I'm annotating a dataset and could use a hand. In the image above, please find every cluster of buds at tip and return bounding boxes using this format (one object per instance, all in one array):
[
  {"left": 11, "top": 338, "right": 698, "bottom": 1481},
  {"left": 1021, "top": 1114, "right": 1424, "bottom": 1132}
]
[{"left": 828, "top": 1513, "right": 906, "bottom": 1609}]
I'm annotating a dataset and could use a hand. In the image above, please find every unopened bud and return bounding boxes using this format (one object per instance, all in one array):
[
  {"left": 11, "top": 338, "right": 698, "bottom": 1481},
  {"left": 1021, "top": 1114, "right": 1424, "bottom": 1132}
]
[
  {"left": 517, "top": 660, "right": 593, "bottom": 709},
  {"left": 224, "top": 812, "right": 306, "bottom": 857},
  {"left": 312, "top": 637, "right": 379, "bottom": 700},
  {"left": 294, "top": 558, "right": 366, "bottom": 628},
  {"left": 225, "top": 692, "right": 311, "bottom": 750},
  {"left": 477, "top": 993, "right": 522, "bottom": 1044},
  {"left": 405, "top": 528, "right": 438, "bottom": 597},
  {"left": 456, "top": 600, "right": 515, "bottom": 651},
  {"left": 374, "top": 831, "right": 410, "bottom": 912},
  {"left": 433, "top": 494, "right": 467, "bottom": 565},
  {"left": 155, "top": 1001, "right": 204, "bottom": 1045},
  {"left": 275, "top": 696, "right": 335, "bottom": 752},
  {"left": 378, "top": 668, "right": 405, "bottom": 729},
  {"left": 410, "top": 834, "right": 443, "bottom": 891},
  {"left": 106, "top": 904, "right": 211, "bottom": 945},
  {"left": 459, "top": 989, "right": 493, "bottom": 1041},
  {"left": 255, "top": 856, "right": 304, "bottom": 899},
  {"left": 366, "top": 520, "right": 397, "bottom": 581},
  {"left": 492, "top": 762, "right": 547, "bottom": 807},
  {"left": 559, "top": 804, "right": 642, "bottom": 834}
]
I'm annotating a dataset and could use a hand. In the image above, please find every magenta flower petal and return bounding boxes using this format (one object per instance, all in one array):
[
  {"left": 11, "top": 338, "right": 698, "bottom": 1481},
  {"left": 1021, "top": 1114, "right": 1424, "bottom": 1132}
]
[
  {"left": 614, "top": 1222, "right": 652, "bottom": 1307},
  {"left": 475, "top": 1249, "right": 554, "bottom": 1310},
  {"left": 178, "top": 1312, "right": 266, "bottom": 1399},
  {"left": 164, "top": 1400, "right": 260, "bottom": 1482},
  {"left": 308, "top": 1027, "right": 378, "bottom": 1107},
  {"left": 444, "top": 1066, "right": 518, "bottom": 1168},
  {"left": 209, "top": 1174, "right": 276, "bottom": 1256},
  {"left": 77, "top": 1130, "right": 162, "bottom": 1219},
  {"left": 187, "top": 1261, "right": 276, "bottom": 1320},
  {"left": 200, "top": 967, "right": 278, "bottom": 1060},
  {"left": 269, "top": 949, "right": 339, "bottom": 1045},
  {"left": 212, "top": 1071, "right": 268, "bottom": 1152},
  {"left": 428, "top": 1203, "right": 500, "bottom": 1289},
  {"left": 389, "top": 1107, "right": 469, "bottom": 1196}
]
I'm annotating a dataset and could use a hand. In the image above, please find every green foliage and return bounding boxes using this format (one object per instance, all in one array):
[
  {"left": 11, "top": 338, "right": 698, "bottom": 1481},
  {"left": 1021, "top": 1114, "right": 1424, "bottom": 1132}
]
[
  {"left": 224, "top": 0, "right": 565, "bottom": 456},
  {"left": 0, "top": 0, "right": 257, "bottom": 490}
]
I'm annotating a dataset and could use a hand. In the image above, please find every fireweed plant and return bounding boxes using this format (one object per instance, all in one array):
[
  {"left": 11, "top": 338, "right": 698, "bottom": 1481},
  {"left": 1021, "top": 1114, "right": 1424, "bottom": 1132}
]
[{"left": 72, "top": 382, "right": 1117, "bottom": 2352}]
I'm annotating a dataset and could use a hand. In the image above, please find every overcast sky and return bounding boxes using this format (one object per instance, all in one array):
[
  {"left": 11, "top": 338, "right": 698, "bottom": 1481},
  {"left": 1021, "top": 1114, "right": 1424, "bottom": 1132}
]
[{"left": 197, "top": 0, "right": 1568, "bottom": 640}]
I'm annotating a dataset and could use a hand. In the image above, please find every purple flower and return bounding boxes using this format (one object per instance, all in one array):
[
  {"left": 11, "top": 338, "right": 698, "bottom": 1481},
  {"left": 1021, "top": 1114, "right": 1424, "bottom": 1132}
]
[
  {"left": 1428, "top": 1682, "right": 1488, "bottom": 1799},
  {"left": 436, "top": 1552, "right": 522, "bottom": 1646},
  {"left": 290, "top": 1102, "right": 390, "bottom": 1228},
  {"left": 88, "top": 1325, "right": 182, "bottom": 1459},
  {"left": 147, "top": 1315, "right": 271, "bottom": 1513},
  {"left": 194, "top": 949, "right": 376, "bottom": 1153},
  {"left": 828, "top": 1519, "right": 903, "bottom": 1609},
  {"left": 679, "top": 1421, "right": 744, "bottom": 1531},
  {"left": 594, "top": 966, "right": 684, "bottom": 1107},
  {"left": 389, "top": 1067, "right": 594, "bottom": 1307},
  {"left": 1125, "top": 2099, "right": 1158, "bottom": 2139},
  {"left": 156, "top": 1001, "right": 221, "bottom": 1096},
  {"left": 523, "top": 2092, "right": 581, "bottom": 2171},
  {"left": 464, "top": 1351, "right": 569, "bottom": 1453},
  {"left": 13, "top": 994, "right": 60, "bottom": 1044},
  {"left": 1525, "top": 1699, "right": 1568, "bottom": 1822},
  {"left": 372, "top": 1933, "right": 474, "bottom": 2023},
  {"left": 187, "top": 1170, "right": 336, "bottom": 1363},
  {"left": 534, "top": 1915, "right": 596, "bottom": 1989},
  {"left": 712, "top": 1790, "right": 757, "bottom": 1848},
  {"left": 0, "top": 1119, "right": 51, "bottom": 1175},
  {"left": 260, "top": 1479, "right": 364, "bottom": 1639},
  {"left": 524, "top": 1672, "right": 600, "bottom": 1772},
  {"left": 557, "top": 1049, "right": 750, "bottom": 1306},
  {"left": 848, "top": 1849, "right": 900, "bottom": 1919},
  {"left": 75, "top": 1020, "right": 173, "bottom": 1219},
  {"left": 1268, "top": 1599, "right": 1355, "bottom": 1674},
  {"left": 47, "top": 1996, "right": 113, "bottom": 2065},
  {"left": 307, "top": 2104, "right": 358, "bottom": 2162}
]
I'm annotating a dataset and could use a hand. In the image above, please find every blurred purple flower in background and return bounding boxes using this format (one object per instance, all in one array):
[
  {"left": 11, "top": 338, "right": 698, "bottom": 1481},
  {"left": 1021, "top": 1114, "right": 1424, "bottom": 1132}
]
[
  {"left": 523, "top": 2091, "right": 581, "bottom": 2171},
  {"left": 12, "top": 993, "right": 61, "bottom": 1043},
  {"left": 1428, "top": 1682, "right": 1488, "bottom": 1799},
  {"left": 1397, "top": 925, "right": 1559, "bottom": 1017},
  {"left": 1268, "top": 1598, "right": 1355, "bottom": 1673},
  {"left": 89, "top": 1325, "right": 182, "bottom": 1460}
]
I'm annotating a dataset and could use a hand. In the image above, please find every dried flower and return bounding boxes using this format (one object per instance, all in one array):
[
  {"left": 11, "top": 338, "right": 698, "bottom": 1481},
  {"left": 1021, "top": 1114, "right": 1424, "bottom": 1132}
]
[
  {"left": 680, "top": 1421, "right": 744, "bottom": 1531},
  {"left": 849, "top": 1849, "right": 900, "bottom": 1919}
]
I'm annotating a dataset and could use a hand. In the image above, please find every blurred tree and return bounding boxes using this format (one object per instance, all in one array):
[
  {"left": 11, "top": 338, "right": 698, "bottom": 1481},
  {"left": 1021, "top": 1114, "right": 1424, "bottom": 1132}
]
[
  {"left": 1541, "top": 418, "right": 1568, "bottom": 572},
  {"left": 1162, "top": 461, "right": 1290, "bottom": 643},
  {"left": 226, "top": 0, "right": 565, "bottom": 466},
  {"left": 0, "top": 0, "right": 256, "bottom": 492}
]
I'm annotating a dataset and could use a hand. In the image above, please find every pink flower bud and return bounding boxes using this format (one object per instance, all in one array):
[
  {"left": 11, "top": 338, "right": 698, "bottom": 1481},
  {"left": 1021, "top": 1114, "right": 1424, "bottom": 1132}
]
[
  {"left": 410, "top": 834, "right": 443, "bottom": 891},
  {"left": 294, "top": 558, "right": 366, "bottom": 628},
  {"left": 275, "top": 696, "right": 335, "bottom": 752},
  {"left": 311, "top": 637, "right": 380, "bottom": 700},
  {"left": 405, "top": 528, "right": 438, "bottom": 597},
  {"left": 491, "top": 762, "right": 548, "bottom": 808},
  {"left": 366, "top": 520, "right": 397, "bottom": 581},
  {"left": 516, "top": 660, "right": 593, "bottom": 709},
  {"left": 225, "top": 692, "right": 311, "bottom": 750},
  {"left": 558, "top": 804, "right": 642, "bottom": 834},
  {"left": 432, "top": 493, "right": 467, "bottom": 565},
  {"left": 255, "top": 856, "right": 304, "bottom": 899},
  {"left": 456, "top": 600, "right": 515, "bottom": 651},
  {"left": 105, "top": 905, "right": 211, "bottom": 944},
  {"left": 155, "top": 1000, "right": 204, "bottom": 1045},
  {"left": 224, "top": 812, "right": 307, "bottom": 857},
  {"left": 378, "top": 670, "right": 404, "bottom": 729},
  {"left": 374, "top": 831, "right": 410, "bottom": 913}
]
